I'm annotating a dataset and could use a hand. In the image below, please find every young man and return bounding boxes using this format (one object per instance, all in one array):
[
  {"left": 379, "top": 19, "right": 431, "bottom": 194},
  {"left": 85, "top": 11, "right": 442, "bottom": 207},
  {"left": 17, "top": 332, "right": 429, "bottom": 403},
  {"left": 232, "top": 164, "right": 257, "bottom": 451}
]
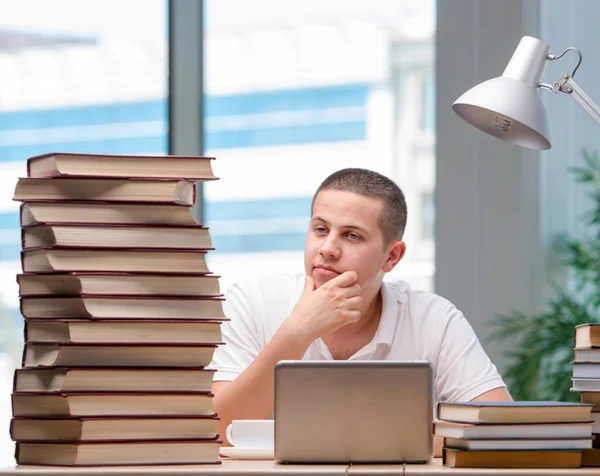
[{"left": 210, "top": 168, "right": 511, "bottom": 456}]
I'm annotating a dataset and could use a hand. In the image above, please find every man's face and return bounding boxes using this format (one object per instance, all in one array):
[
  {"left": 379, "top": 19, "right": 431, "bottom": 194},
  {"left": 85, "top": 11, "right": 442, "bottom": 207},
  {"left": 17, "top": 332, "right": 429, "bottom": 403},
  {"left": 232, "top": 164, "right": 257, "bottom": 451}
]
[{"left": 304, "top": 189, "right": 396, "bottom": 293}]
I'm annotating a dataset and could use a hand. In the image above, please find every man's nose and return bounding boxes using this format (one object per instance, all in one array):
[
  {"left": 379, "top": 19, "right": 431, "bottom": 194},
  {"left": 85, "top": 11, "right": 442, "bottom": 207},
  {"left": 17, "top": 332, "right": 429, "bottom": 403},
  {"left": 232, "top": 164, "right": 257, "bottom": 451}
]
[{"left": 319, "top": 235, "right": 341, "bottom": 259}]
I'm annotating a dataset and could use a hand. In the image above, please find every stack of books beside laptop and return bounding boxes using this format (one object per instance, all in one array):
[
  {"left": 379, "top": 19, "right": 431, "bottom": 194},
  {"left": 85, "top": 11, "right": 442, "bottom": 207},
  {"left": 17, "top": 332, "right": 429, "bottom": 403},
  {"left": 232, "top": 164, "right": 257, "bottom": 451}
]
[
  {"left": 9, "top": 152, "right": 225, "bottom": 466},
  {"left": 572, "top": 323, "right": 600, "bottom": 466},
  {"left": 435, "top": 401, "right": 593, "bottom": 468}
]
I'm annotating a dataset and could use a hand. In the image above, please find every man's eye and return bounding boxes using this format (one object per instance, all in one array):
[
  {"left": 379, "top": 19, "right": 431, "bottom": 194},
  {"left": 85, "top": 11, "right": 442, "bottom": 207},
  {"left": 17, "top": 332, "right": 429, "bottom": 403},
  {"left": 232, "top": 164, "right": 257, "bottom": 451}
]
[
  {"left": 347, "top": 233, "right": 361, "bottom": 241},
  {"left": 315, "top": 226, "right": 327, "bottom": 234}
]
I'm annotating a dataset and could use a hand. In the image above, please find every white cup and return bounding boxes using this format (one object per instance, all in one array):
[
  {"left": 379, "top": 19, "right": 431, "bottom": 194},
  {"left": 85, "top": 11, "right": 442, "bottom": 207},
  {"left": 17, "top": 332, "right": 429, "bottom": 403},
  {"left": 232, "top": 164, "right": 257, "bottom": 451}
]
[{"left": 225, "top": 420, "right": 274, "bottom": 449}]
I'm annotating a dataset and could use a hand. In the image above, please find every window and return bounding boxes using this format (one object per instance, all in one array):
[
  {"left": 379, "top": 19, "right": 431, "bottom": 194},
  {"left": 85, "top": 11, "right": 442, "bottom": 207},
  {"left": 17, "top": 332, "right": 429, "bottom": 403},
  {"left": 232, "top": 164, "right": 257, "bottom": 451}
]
[
  {"left": 0, "top": 0, "right": 168, "bottom": 465},
  {"left": 421, "top": 191, "right": 435, "bottom": 242},
  {"left": 203, "top": 0, "right": 436, "bottom": 293}
]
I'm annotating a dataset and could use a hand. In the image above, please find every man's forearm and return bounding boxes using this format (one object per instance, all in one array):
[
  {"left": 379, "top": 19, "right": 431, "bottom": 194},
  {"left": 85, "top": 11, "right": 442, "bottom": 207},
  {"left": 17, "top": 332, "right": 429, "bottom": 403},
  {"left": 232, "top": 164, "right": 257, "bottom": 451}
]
[{"left": 213, "top": 326, "right": 312, "bottom": 443}]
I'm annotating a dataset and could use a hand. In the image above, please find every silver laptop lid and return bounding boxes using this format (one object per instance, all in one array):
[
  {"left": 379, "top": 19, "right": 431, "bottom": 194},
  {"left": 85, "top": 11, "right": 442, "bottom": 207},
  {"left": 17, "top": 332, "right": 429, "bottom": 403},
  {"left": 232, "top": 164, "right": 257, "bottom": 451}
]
[{"left": 274, "top": 360, "right": 433, "bottom": 464}]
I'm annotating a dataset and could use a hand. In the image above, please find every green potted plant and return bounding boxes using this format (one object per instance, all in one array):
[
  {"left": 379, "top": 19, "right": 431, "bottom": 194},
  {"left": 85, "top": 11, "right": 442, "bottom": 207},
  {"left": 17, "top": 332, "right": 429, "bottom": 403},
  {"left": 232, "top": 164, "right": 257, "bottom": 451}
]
[{"left": 489, "top": 149, "right": 600, "bottom": 402}]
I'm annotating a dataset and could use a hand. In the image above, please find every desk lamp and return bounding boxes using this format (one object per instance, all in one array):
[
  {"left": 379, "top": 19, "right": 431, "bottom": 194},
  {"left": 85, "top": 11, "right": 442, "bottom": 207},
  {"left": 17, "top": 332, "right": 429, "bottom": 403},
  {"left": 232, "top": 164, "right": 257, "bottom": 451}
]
[{"left": 452, "top": 35, "right": 600, "bottom": 150}]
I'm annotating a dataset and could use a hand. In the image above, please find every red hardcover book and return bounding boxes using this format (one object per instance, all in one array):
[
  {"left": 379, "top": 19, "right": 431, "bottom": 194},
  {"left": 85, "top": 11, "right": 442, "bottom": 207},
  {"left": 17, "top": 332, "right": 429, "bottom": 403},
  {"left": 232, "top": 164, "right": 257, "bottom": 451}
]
[
  {"left": 24, "top": 319, "right": 223, "bottom": 344},
  {"left": 19, "top": 295, "right": 226, "bottom": 320},
  {"left": 21, "top": 246, "right": 210, "bottom": 274},
  {"left": 17, "top": 272, "right": 222, "bottom": 297},
  {"left": 20, "top": 201, "right": 202, "bottom": 227},
  {"left": 15, "top": 439, "right": 222, "bottom": 466},
  {"left": 26, "top": 152, "right": 218, "bottom": 181},
  {"left": 21, "top": 342, "right": 218, "bottom": 368},
  {"left": 14, "top": 177, "right": 197, "bottom": 205},
  {"left": 21, "top": 223, "right": 213, "bottom": 250}
]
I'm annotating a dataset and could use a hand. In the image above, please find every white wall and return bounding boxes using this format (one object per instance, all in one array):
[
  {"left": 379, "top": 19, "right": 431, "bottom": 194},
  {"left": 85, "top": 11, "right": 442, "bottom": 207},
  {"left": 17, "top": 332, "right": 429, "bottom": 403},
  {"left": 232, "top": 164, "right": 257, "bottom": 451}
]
[{"left": 435, "top": 0, "right": 600, "bottom": 372}]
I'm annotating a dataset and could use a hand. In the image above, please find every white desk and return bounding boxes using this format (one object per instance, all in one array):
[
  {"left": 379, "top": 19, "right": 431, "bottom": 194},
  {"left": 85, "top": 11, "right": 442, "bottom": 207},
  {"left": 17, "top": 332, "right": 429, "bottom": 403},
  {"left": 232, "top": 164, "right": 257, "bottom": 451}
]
[{"left": 3, "top": 458, "right": 600, "bottom": 476}]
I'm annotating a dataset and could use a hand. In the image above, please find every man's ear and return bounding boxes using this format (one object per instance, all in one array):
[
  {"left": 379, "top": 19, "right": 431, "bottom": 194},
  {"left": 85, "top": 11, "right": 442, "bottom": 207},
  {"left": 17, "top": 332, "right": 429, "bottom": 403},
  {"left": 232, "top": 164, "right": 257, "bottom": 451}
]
[{"left": 383, "top": 241, "right": 406, "bottom": 273}]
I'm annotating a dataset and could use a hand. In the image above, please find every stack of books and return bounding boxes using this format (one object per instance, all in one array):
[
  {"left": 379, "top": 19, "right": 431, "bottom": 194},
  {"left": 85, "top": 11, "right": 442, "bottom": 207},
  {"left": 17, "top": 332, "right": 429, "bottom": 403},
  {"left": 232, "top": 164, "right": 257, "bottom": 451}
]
[
  {"left": 9, "top": 152, "right": 226, "bottom": 466},
  {"left": 572, "top": 323, "right": 600, "bottom": 466},
  {"left": 435, "top": 401, "right": 593, "bottom": 468}
]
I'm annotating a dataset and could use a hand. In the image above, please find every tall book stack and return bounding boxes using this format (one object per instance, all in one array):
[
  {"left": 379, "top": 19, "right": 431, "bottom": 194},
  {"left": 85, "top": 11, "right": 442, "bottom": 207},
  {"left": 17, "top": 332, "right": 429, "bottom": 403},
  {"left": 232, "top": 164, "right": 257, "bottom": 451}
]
[
  {"left": 435, "top": 401, "right": 593, "bottom": 468},
  {"left": 572, "top": 323, "right": 600, "bottom": 466},
  {"left": 9, "top": 152, "right": 226, "bottom": 466}
]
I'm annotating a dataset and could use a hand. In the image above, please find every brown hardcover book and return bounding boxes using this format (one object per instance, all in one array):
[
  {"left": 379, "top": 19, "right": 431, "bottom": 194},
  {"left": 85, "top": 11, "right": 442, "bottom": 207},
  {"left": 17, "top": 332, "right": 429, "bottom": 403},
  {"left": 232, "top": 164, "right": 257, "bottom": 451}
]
[
  {"left": 14, "top": 368, "right": 215, "bottom": 393},
  {"left": 17, "top": 272, "right": 221, "bottom": 297},
  {"left": 434, "top": 420, "right": 593, "bottom": 440},
  {"left": 27, "top": 152, "right": 217, "bottom": 181},
  {"left": 437, "top": 401, "right": 593, "bottom": 424},
  {"left": 443, "top": 448, "right": 582, "bottom": 468},
  {"left": 13, "top": 177, "right": 196, "bottom": 205},
  {"left": 576, "top": 324, "right": 600, "bottom": 348},
  {"left": 581, "top": 393, "right": 600, "bottom": 407},
  {"left": 24, "top": 319, "right": 223, "bottom": 344},
  {"left": 21, "top": 247, "right": 210, "bottom": 274},
  {"left": 22, "top": 223, "right": 213, "bottom": 250},
  {"left": 20, "top": 201, "right": 202, "bottom": 227},
  {"left": 12, "top": 392, "right": 215, "bottom": 417},
  {"left": 15, "top": 440, "right": 221, "bottom": 466},
  {"left": 20, "top": 295, "right": 225, "bottom": 320},
  {"left": 10, "top": 416, "right": 219, "bottom": 442},
  {"left": 22, "top": 342, "right": 217, "bottom": 368},
  {"left": 583, "top": 448, "right": 600, "bottom": 466}
]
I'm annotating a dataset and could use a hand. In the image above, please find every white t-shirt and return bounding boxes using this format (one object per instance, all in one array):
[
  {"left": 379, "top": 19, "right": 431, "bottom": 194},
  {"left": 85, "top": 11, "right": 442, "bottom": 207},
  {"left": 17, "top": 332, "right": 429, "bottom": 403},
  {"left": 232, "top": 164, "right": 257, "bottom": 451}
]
[{"left": 210, "top": 273, "right": 506, "bottom": 403}]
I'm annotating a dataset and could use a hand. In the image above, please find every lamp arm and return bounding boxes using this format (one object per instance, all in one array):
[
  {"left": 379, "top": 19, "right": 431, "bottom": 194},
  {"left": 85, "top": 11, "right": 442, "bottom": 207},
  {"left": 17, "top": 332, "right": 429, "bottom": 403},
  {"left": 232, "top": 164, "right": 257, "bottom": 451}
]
[{"left": 554, "top": 73, "right": 600, "bottom": 126}]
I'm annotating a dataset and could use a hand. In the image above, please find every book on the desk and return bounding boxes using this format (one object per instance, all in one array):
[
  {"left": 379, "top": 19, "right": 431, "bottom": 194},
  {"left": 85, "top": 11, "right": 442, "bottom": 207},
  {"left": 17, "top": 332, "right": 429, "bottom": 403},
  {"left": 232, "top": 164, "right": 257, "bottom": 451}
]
[
  {"left": 573, "top": 363, "right": 600, "bottom": 379},
  {"left": 24, "top": 319, "right": 223, "bottom": 344},
  {"left": 20, "top": 201, "right": 203, "bottom": 227},
  {"left": 14, "top": 367, "right": 215, "bottom": 393},
  {"left": 575, "top": 347, "right": 600, "bottom": 363},
  {"left": 27, "top": 152, "right": 217, "bottom": 181},
  {"left": 15, "top": 439, "right": 221, "bottom": 466},
  {"left": 581, "top": 392, "right": 600, "bottom": 407},
  {"left": 10, "top": 416, "right": 219, "bottom": 442},
  {"left": 572, "top": 378, "right": 600, "bottom": 392},
  {"left": 21, "top": 247, "right": 210, "bottom": 274},
  {"left": 22, "top": 342, "right": 218, "bottom": 368},
  {"left": 434, "top": 420, "right": 593, "bottom": 439},
  {"left": 12, "top": 392, "right": 216, "bottom": 417},
  {"left": 583, "top": 448, "right": 600, "bottom": 466},
  {"left": 437, "top": 401, "right": 593, "bottom": 424},
  {"left": 576, "top": 324, "right": 600, "bottom": 348},
  {"left": 442, "top": 448, "right": 582, "bottom": 468},
  {"left": 20, "top": 295, "right": 225, "bottom": 320},
  {"left": 13, "top": 177, "right": 196, "bottom": 205},
  {"left": 22, "top": 223, "right": 213, "bottom": 250},
  {"left": 444, "top": 436, "right": 592, "bottom": 451},
  {"left": 17, "top": 272, "right": 221, "bottom": 297}
]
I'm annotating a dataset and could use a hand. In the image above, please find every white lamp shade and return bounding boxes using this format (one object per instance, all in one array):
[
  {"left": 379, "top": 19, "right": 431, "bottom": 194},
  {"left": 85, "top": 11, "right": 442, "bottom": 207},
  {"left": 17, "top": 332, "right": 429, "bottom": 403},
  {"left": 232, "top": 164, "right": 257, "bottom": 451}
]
[{"left": 453, "top": 76, "right": 551, "bottom": 150}]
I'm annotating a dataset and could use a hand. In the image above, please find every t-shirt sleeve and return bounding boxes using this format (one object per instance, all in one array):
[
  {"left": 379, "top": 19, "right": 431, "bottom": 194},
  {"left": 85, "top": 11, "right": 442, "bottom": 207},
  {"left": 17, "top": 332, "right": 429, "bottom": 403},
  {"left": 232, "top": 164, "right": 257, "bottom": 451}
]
[
  {"left": 433, "top": 303, "right": 507, "bottom": 403},
  {"left": 210, "top": 281, "right": 263, "bottom": 382}
]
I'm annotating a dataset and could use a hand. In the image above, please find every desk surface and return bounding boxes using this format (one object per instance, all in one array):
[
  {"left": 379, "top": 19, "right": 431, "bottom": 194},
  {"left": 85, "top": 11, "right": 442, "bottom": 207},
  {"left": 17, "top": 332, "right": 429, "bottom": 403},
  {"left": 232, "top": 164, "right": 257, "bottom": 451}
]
[
  {"left": 350, "top": 459, "right": 600, "bottom": 475},
  {"left": 0, "top": 460, "right": 346, "bottom": 476},
  {"left": 2, "top": 459, "right": 600, "bottom": 476}
]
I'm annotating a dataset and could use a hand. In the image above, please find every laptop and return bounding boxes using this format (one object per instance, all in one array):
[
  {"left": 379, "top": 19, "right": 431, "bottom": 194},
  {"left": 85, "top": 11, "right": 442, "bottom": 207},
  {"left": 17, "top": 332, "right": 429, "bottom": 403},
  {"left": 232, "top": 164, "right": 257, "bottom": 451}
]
[{"left": 274, "top": 360, "right": 433, "bottom": 464}]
